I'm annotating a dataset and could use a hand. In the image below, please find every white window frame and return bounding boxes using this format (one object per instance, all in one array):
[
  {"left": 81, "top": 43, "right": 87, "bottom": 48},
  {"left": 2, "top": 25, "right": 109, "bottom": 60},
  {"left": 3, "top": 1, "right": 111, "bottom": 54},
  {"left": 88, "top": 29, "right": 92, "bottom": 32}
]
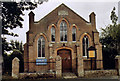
[
  {"left": 60, "top": 20, "right": 67, "bottom": 42},
  {"left": 82, "top": 36, "right": 89, "bottom": 57},
  {"left": 51, "top": 26, "right": 55, "bottom": 42},
  {"left": 72, "top": 26, "right": 76, "bottom": 42},
  {"left": 37, "top": 36, "right": 45, "bottom": 59}
]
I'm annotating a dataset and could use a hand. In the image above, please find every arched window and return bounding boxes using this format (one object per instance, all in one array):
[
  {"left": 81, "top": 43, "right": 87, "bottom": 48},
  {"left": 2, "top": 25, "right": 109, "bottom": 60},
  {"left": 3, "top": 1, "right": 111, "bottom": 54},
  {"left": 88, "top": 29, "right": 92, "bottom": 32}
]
[
  {"left": 38, "top": 36, "right": 45, "bottom": 57},
  {"left": 51, "top": 26, "right": 55, "bottom": 42},
  {"left": 60, "top": 20, "right": 67, "bottom": 42},
  {"left": 72, "top": 27, "right": 76, "bottom": 41},
  {"left": 82, "top": 35, "right": 89, "bottom": 56}
]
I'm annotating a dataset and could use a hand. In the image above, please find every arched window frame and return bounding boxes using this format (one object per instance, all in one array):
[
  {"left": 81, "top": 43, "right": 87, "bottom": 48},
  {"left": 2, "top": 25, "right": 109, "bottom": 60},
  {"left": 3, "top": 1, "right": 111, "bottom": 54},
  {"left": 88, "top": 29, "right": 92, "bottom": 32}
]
[
  {"left": 60, "top": 20, "right": 67, "bottom": 42},
  {"left": 82, "top": 35, "right": 89, "bottom": 57},
  {"left": 51, "top": 26, "right": 55, "bottom": 42},
  {"left": 37, "top": 36, "right": 45, "bottom": 58},
  {"left": 72, "top": 26, "right": 76, "bottom": 42}
]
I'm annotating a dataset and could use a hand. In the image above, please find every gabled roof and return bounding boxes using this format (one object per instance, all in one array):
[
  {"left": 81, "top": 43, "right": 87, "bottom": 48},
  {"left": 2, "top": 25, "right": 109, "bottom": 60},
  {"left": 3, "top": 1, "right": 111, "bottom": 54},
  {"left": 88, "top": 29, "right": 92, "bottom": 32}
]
[
  {"left": 59, "top": 3, "right": 89, "bottom": 23},
  {"left": 35, "top": 3, "right": 89, "bottom": 23}
]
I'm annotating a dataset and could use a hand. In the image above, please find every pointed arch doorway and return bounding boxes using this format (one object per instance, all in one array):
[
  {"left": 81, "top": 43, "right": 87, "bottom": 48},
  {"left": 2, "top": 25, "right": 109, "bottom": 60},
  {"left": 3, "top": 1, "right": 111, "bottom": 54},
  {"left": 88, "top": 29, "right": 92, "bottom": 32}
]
[{"left": 57, "top": 49, "right": 72, "bottom": 72}]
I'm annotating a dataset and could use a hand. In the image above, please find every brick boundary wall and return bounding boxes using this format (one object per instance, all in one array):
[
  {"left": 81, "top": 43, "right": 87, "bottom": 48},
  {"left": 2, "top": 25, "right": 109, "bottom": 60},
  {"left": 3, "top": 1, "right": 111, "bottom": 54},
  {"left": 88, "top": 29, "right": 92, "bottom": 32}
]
[
  {"left": 19, "top": 72, "right": 56, "bottom": 79},
  {"left": 18, "top": 70, "right": 118, "bottom": 79},
  {"left": 84, "top": 70, "right": 118, "bottom": 78}
]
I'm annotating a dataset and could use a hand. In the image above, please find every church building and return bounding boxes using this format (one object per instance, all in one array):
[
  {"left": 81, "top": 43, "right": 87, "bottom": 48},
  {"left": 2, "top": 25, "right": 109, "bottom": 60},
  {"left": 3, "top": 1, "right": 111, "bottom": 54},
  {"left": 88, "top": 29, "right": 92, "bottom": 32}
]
[{"left": 24, "top": 4, "right": 103, "bottom": 75}]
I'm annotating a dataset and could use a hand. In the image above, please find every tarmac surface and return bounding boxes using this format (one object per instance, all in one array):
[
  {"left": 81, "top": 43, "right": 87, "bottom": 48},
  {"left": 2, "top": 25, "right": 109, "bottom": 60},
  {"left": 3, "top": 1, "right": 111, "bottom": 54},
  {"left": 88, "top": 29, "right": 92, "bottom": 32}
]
[
  {"left": 2, "top": 74, "right": 120, "bottom": 81},
  {"left": 1, "top": 78, "right": 120, "bottom": 81},
  {"left": 2, "top": 76, "right": 120, "bottom": 81}
]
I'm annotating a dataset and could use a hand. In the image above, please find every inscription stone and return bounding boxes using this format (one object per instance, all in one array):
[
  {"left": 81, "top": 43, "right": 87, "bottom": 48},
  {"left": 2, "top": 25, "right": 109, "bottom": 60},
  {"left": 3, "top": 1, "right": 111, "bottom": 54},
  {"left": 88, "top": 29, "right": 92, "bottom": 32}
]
[{"left": 58, "top": 10, "right": 68, "bottom": 16}]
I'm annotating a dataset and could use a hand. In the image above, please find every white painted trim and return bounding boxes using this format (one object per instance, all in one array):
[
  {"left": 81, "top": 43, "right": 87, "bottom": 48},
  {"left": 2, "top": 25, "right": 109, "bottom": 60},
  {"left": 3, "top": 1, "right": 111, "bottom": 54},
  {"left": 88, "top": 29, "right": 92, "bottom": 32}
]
[
  {"left": 72, "top": 41, "right": 76, "bottom": 43},
  {"left": 51, "top": 42, "right": 55, "bottom": 43},
  {"left": 37, "top": 57, "right": 46, "bottom": 59},
  {"left": 37, "top": 36, "right": 45, "bottom": 58},
  {"left": 60, "top": 41, "right": 67, "bottom": 43}
]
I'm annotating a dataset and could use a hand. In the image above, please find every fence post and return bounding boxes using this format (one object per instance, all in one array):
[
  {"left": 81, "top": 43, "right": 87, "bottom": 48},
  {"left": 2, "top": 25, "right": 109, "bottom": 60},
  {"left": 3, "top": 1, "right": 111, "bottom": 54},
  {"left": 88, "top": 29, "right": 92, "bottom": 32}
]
[
  {"left": 49, "top": 56, "right": 53, "bottom": 72},
  {"left": 56, "top": 55, "right": 62, "bottom": 78},
  {"left": 12, "top": 57, "right": 20, "bottom": 79},
  {"left": 77, "top": 55, "right": 84, "bottom": 77},
  {"left": 115, "top": 55, "right": 120, "bottom": 76}
]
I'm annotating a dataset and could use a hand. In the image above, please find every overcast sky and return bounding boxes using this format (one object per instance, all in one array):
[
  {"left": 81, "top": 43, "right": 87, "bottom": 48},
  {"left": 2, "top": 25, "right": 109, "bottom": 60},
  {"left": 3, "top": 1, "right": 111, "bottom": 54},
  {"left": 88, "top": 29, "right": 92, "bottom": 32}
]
[{"left": 5, "top": 0, "right": 120, "bottom": 44}]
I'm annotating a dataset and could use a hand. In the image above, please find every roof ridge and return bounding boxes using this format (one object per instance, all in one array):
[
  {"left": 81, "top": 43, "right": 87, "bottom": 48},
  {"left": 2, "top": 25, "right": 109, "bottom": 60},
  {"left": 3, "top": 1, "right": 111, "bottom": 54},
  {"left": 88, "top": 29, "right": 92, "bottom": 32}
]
[{"left": 34, "top": 3, "right": 89, "bottom": 23}]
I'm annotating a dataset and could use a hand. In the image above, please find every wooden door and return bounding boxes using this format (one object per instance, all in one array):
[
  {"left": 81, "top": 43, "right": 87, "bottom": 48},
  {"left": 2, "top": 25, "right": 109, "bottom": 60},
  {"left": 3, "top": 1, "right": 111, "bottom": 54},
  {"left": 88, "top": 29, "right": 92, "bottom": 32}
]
[{"left": 57, "top": 49, "right": 72, "bottom": 72}]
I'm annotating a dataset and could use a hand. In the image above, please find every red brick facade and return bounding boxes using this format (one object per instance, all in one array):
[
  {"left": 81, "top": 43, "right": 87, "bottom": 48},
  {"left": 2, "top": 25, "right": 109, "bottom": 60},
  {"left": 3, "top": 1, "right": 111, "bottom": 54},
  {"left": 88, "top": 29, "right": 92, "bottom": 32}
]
[{"left": 24, "top": 4, "right": 103, "bottom": 73}]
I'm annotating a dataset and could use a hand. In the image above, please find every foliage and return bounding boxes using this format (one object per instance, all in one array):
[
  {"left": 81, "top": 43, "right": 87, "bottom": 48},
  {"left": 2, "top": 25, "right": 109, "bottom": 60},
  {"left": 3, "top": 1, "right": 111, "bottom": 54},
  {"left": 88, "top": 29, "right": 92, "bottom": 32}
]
[
  {"left": 3, "top": 49, "right": 24, "bottom": 75},
  {"left": 100, "top": 7, "right": 120, "bottom": 55},
  {"left": 2, "top": 2, "right": 36, "bottom": 57},
  {"left": 2, "top": 40, "right": 24, "bottom": 74},
  {"left": 100, "top": 7, "right": 120, "bottom": 69},
  {"left": 2, "top": 1, "right": 49, "bottom": 36},
  {"left": 2, "top": 1, "right": 48, "bottom": 74},
  {"left": 10, "top": 40, "right": 23, "bottom": 53},
  {"left": 2, "top": 1, "right": 47, "bottom": 53},
  {"left": 2, "top": 2, "right": 36, "bottom": 36}
]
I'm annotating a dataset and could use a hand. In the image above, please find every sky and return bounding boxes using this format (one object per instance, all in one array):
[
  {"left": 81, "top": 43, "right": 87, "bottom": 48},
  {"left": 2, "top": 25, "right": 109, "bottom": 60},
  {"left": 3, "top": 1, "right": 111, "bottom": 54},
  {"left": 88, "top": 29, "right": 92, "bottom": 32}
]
[{"left": 4, "top": 0, "right": 120, "bottom": 44}]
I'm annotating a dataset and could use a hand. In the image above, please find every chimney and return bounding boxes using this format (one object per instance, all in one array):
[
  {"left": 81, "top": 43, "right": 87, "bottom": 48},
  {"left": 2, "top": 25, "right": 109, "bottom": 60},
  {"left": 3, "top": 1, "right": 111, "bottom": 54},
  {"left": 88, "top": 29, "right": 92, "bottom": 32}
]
[
  {"left": 28, "top": 11, "right": 35, "bottom": 30},
  {"left": 89, "top": 12, "right": 96, "bottom": 30}
]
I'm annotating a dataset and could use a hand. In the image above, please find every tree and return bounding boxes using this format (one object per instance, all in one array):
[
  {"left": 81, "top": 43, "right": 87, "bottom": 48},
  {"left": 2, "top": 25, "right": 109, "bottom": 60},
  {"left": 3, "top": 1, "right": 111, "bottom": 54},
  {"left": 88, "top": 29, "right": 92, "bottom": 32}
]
[
  {"left": 2, "top": 1, "right": 47, "bottom": 74},
  {"left": 2, "top": 2, "right": 37, "bottom": 55},
  {"left": 100, "top": 7, "right": 120, "bottom": 55},
  {"left": 2, "top": 1, "right": 48, "bottom": 36},
  {"left": 3, "top": 49, "right": 24, "bottom": 75},
  {"left": 19, "top": 41, "right": 23, "bottom": 53},
  {"left": 100, "top": 7, "right": 120, "bottom": 69},
  {"left": 2, "top": 40, "right": 24, "bottom": 74},
  {"left": 2, "top": 1, "right": 48, "bottom": 54}
]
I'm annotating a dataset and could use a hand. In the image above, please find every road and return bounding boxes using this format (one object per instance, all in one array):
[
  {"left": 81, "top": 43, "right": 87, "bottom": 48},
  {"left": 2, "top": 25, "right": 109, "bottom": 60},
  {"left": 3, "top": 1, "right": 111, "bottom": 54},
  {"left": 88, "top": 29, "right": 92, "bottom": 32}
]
[{"left": 1, "top": 78, "right": 120, "bottom": 81}]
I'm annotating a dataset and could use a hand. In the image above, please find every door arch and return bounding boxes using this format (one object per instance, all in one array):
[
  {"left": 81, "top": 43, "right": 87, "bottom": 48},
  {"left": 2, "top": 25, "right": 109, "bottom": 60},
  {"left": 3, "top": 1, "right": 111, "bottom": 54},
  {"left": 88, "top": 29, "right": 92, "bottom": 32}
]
[{"left": 57, "top": 49, "right": 72, "bottom": 72}]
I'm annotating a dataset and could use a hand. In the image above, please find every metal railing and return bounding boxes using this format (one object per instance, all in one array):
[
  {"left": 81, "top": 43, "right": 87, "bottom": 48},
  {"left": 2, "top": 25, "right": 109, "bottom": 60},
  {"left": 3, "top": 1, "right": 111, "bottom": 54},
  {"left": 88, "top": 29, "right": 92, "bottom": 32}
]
[
  {"left": 24, "top": 61, "right": 56, "bottom": 73},
  {"left": 84, "top": 59, "right": 103, "bottom": 70}
]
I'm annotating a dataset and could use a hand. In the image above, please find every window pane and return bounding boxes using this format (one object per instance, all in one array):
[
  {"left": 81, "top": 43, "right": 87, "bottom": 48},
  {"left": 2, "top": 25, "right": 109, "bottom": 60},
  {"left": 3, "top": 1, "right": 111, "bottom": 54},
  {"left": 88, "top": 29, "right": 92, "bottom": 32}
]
[
  {"left": 86, "top": 37, "right": 89, "bottom": 45},
  {"left": 60, "top": 20, "right": 67, "bottom": 42},
  {"left": 64, "top": 26, "right": 67, "bottom": 31},
  {"left": 72, "top": 33, "right": 75, "bottom": 41},
  {"left": 42, "top": 45, "right": 45, "bottom": 57},
  {"left": 82, "top": 35, "right": 89, "bottom": 56},
  {"left": 65, "top": 31, "right": 67, "bottom": 41},
  {"left": 83, "top": 43, "right": 85, "bottom": 56},
  {"left": 42, "top": 37, "right": 45, "bottom": 57},
  {"left": 72, "top": 27, "right": 76, "bottom": 41},
  {"left": 60, "top": 31, "right": 63, "bottom": 41},
  {"left": 38, "top": 36, "right": 45, "bottom": 57},
  {"left": 38, "top": 39, "right": 41, "bottom": 57},
  {"left": 51, "top": 27, "right": 55, "bottom": 42}
]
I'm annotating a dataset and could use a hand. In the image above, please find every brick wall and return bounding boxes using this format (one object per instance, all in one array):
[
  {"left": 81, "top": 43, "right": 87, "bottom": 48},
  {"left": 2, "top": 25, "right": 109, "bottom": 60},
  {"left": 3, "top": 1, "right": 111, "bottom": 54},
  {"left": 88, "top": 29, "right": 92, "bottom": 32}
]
[{"left": 84, "top": 70, "right": 118, "bottom": 78}]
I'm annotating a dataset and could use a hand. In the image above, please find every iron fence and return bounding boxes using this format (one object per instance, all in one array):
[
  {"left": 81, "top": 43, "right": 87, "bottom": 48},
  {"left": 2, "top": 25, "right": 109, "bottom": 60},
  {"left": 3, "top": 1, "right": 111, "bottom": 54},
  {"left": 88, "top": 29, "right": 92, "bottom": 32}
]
[
  {"left": 24, "top": 61, "right": 56, "bottom": 73},
  {"left": 84, "top": 59, "right": 103, "bottom": 70}
]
